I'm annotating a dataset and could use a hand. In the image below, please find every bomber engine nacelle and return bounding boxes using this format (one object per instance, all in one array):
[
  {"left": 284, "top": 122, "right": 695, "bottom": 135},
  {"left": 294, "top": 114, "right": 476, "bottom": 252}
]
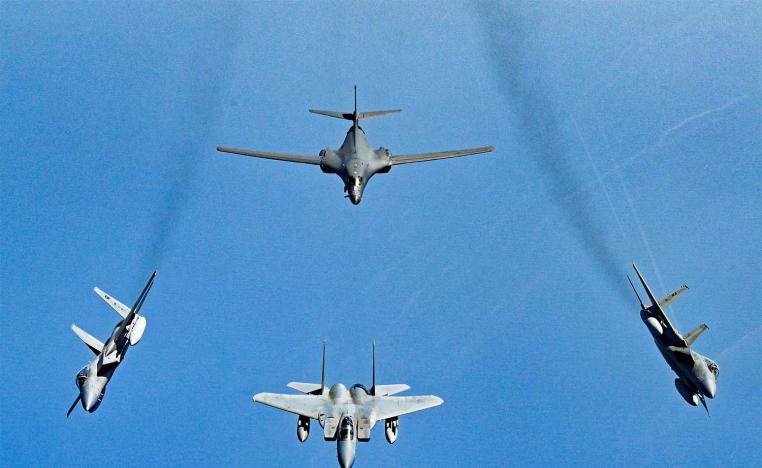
[
  {"left": 319, "top": 149, "right": 342, "bottom": 174},
  {"left": 646, "top": 317, "right": 663, "bottom": 335},
  {"left": 129, "top": 315, "right": 147, "bottom": 345},
  {"left": 674, "top": 378, "right": 699, "bottom": 406},
  {"left": 384, "top": 417, "right": 398, "bottom": 444},
  {"left": 297, "top": 415, "right": 310, "bottom": 442}
]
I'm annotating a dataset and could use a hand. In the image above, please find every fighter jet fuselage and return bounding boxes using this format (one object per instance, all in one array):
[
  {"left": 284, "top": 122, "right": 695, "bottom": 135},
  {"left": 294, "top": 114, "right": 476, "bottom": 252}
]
[{"left": 629, "top": 263, "right": 719, "bottom": 414}]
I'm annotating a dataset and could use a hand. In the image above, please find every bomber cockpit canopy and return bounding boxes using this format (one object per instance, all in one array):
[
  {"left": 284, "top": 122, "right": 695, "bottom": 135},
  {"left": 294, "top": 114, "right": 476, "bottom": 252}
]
[
  {"left": 339, "top": 417, "right": 355, "bottom": 441},
  {"left": 704, "top": 358, "right": 720, "bottom": 378}
]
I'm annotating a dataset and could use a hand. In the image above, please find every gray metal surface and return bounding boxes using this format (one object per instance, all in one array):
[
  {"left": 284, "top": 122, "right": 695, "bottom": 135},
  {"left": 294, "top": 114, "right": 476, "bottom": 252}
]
[
  {"left": 217, "top": 87, "right": 494, "bottom": 204},
  {"left": 66, "top": 272, "right": 156, "bottom": 417},
  {"left": 629, "top": 263, "right": 719, "bottom": 415},
  {"left": 253, "top": 343, "right": 443, "bottom": 467}
]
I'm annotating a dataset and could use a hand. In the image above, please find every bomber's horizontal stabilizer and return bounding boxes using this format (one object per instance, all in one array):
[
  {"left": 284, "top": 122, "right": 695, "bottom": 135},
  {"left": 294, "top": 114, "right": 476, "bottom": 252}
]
[
  {"left": 684, "top": 324, "right": 709, "bottom": 346},
  {"left": 71, "top": 324, "right": 104, "bottom": 355},
  {"left": 94, "top": 287, "right": 130, "bottom": 318}
]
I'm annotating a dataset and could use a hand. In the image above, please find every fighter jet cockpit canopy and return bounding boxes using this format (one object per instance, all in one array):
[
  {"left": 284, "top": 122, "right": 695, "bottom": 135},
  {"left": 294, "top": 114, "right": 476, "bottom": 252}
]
[
  {"left": 339, "top": 417, "right": 355, "bottom": 441},
  {"left": 75, "top": 367, "right": 88, "bottom": 388},
  {"left": 704, "top": 358, "right": 720, "bottom": 378}
]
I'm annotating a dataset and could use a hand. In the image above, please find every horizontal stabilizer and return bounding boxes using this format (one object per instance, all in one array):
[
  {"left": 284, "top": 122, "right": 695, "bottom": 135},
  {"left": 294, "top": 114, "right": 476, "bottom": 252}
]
[
  {"left": 287, "top": 382, "right": 324, "bottom": 395},
  {"left": 373, "top": 384, "right": 410, "bottom": 396},
  {"left": 308, "top": 109, "right": 401, "bottom": 121},
  {"left": 93, "top": 287, "right": 130, "bottom": 319},
  {"left": 71, "top": 324, "right": 104, "bottom": 355},
  {"left": 684, "top": 324, "right": 709, "bottom": 346},
  {"left": 658, "top": 285, "right": 688, "bottom": 310}
]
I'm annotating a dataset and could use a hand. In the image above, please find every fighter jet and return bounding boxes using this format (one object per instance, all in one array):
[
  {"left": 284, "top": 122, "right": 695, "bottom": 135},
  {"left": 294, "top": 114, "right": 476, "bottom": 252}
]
[
  {"left": 66, "top": 272, "right": 156, "bottom": 417},
  {"left": 217, "top": 87, "right": 494, "bottom": 204},
  {"left": 628, "top": 263, "right": 719, "bottom": 415},
  {"left": 253, "top": 343, "right": 443, "bottom": 467}
]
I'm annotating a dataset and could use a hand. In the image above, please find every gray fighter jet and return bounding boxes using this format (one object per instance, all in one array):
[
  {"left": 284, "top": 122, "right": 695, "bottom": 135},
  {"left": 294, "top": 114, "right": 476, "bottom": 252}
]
[
  {"left": 217, "top": 87, "right": 494, "bottom": 204},
  {"left": 253, "top": 343, "right": 443, "bottom": 467},
  {"left": 628, "top": 263, "right": 719, "bottom": 415},
  {"left": 66, "top": 272, "right": 156, "bottom": 417}
]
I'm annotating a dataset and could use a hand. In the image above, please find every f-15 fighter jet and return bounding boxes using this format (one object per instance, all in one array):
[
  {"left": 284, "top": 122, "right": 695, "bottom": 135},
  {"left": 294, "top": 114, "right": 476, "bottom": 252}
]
[
  {"left": 629, "top": 263, "right": 719, "bottom": 415},
  {"left": 217, "top": 87, "right": 493, "bottom": 204},
  {"left": 66, "top": 272, "right": 156, "bottom": 417},
  {"left": 253, "top": 343, "right": 443, "bottom": 467}
]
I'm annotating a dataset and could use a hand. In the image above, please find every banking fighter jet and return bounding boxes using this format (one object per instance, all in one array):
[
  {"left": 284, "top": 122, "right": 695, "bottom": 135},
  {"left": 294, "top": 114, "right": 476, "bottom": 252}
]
[
  {"left": 217, "top": 87, "right": 493, "bottom": 204},
  {"left": 628, "top": 263, "right": 719, "bottom": 415},
  {"left": 66, "top": 272, "right": 156, "bottom": 416},
  {"left": 253, "top": 343, "right": 443, "bottom": 467}
]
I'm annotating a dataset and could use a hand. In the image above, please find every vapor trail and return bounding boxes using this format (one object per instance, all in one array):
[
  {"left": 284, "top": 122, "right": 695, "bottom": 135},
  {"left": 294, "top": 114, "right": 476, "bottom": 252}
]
[
  {"left": 477, "top": 2, "right": 628, "bottom": 301},
  {"left": 662, "top": 97, "right": 742, "bottom": 138}
]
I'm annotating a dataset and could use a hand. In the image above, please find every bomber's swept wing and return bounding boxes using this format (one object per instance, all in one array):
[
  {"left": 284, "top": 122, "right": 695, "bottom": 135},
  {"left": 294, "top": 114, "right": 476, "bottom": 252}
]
[
  {"left": 217, "top": 147, "right": 321, "bottom": 165},
  {"left": 391, "top": 146, "right": 494, "bottom": 165},
  {"left": 253, "top": 393, "right": 328, "bottom": 419},
  {"left": 368, "top": 395, "right": 443, "bottom": 420}
]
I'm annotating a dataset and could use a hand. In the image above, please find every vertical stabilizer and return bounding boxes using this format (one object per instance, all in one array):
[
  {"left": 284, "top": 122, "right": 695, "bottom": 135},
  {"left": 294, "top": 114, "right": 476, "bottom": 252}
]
[
  {"left": 320, "top": 341, "right": 326, "bottom": 395},
  {"left": 632, "top": 263, "right": 660, "bottom": 309},
  {"left": 371, "top": 340, "right": 376, "bottom": 396}
]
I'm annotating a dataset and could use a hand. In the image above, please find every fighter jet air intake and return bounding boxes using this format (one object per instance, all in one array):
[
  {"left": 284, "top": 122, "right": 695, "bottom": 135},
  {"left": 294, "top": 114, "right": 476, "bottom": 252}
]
[
  {"left": 217, "top": 87, "right": 494, "bottom": 204},
  {"left": 628, "top": 263, "right": 719, "bottom": 415},
  {"left": 66, "top": 272, "right": 157, "bottom": 417},
  {"left": 253, "top": 343, "right": 443, "bottom": 467}
]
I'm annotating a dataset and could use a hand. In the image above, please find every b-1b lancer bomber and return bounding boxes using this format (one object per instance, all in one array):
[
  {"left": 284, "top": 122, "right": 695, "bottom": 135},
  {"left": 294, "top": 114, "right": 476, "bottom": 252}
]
[
  {"left": 217, "top": 87, "right": 493, "bottom": 204},
  {"left": 66, "top": 272, "right": 156, "bottom": 417},
  {"left": 628, "top": 263, "right": 719, "bottom": 415},
  {"left": 253, "top": 343, "right": 443, "bottom": 467}
]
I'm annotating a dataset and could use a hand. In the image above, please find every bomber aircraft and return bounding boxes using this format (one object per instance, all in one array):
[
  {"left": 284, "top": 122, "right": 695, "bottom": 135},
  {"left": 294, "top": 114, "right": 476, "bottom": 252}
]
[
  {"left": 629, "top": 263, "right": 719, "bottom": 415},
  {"left": 253, "top": 343, "right": 443, "bottom": 467},
  {"left": 217, "top": 87, "right": 493, "bottom": 204},
  {"left": 67, "top": 272, "right": 156, "bottom": 417}
]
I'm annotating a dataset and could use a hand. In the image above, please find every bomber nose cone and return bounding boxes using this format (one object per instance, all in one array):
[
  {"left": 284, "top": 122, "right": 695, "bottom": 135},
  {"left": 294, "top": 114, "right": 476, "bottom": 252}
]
[
  {"left": 82, "top": 390, "right": 98, "bottom": 412},
  {"left": 349, "top": 189, "right": 362, "bottom": 205}
]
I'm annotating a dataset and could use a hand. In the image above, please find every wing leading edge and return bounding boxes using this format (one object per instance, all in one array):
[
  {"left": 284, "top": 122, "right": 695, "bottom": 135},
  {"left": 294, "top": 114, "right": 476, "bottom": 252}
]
[
  {"left": 368, "top": 395, "right": 444, "bottom": 420},
  {"left": 391, "top": 146, "right": 494, "bottom": 165},
  {"left": 253, "top": 393, "right": 327, "bottom": 419},
  {"left": 217, "top": 146, "right": 321, "bottom": 165}
]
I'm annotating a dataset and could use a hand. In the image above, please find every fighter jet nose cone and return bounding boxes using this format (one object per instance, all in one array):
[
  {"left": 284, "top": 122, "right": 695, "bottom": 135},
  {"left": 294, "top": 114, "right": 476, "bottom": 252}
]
[
  {"left": 82, "top": 391, "right": 98, "bottom": 412},
  {"left": 704, "top": 379, "right": 717, "bottom": 399}
]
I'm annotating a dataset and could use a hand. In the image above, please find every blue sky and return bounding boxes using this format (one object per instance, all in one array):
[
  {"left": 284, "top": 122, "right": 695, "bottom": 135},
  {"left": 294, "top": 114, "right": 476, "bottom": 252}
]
[{"left": 1, "top": 1, "right": 760, "bottom": 466}]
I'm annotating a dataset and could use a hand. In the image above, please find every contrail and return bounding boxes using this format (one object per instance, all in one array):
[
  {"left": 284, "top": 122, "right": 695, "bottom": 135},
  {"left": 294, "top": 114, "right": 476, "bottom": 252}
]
[
  {"left": 477, "top": 2, "right": 629, "bottom": 301},
  {"left": 139, "top": 13, "right": 242, "bottom": 272},
  {"left": 662, "top": 97, "right": 743, "bottom": 138}
]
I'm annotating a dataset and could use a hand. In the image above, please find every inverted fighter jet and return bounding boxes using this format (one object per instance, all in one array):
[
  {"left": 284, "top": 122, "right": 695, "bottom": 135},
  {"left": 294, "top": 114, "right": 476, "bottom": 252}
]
[
  {"left": 253, "top": 343, "right": 443, "bottom": 467},
  {"left": 66, "top": 272, "right": 156, "bottom": 417},
  {"left": 217, "top": 87, "right": 493, "bottom": 204},
  {"left": 628, "top": 263, "right": 719, "bottom": 415}
]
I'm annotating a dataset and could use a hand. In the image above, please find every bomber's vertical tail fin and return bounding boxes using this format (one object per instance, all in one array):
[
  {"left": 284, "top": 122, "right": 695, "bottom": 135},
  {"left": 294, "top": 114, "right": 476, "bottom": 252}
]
[{"left": 308, "top": 87, "right": 400, "bottom": 124}]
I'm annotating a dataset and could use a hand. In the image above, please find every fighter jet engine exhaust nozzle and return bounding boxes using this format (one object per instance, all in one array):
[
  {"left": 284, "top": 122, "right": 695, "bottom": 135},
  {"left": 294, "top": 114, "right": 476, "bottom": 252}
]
[
  {"left": 297, "top": 415, "right": 310, "bottom": 442},
  {"left": 384, "top": 417, "right": 398, "bottom": 444},
  {"left": 674, "top": 378, "right": 699, "bottom": 406}
]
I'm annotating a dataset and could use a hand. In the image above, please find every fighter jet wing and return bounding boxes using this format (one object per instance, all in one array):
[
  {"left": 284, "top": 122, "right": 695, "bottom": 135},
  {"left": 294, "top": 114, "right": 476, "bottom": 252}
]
[
  {"left": 391, "top": 146, "right": 494, "bottom": 165},
  {"left": 367, "top": 395, "right": 443, "bottom": 420},
  {"left": 217, "top": 147, "right": 321, "bottom": 165},
  {"left": 253, "top": 393, "right": 328, "bottom": 419}
]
